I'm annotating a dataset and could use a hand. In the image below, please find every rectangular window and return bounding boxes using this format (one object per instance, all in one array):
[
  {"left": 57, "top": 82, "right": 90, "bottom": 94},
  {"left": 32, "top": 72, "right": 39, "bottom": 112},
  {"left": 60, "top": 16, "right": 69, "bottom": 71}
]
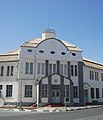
[
  {"left": 0, "top": 85, "right": 3, "bottom": 90},
  {"left": 90, "top": 71, "right": 94, "bottom": 80},
  {"left": 75, "top": 65, "right": 77, "bottom": 76},
  {"left": 25, "top": 62, "right": 29, "bottom": 74},
  {"left": 95, "top": 72, "right": 99, "bottom": 80},
  {"left": 41, "top": 63, "right": 45, "bottom": 74},
  {"left": 6, "top": 85, "right": 13, "bottom": 97},
  {"left": 37, "top": 63, "right": 40, "bottom": 74},
  {"left": 7, "top": 66, "right": 10, "bottom": 76},
  {"left": 25, "top": 85, "right": 32, "bottom": 97},
  {"left": 60, "top": 64, "right": 63, "bottom": 75},
  {"left": 90, "top": 71, "right": 91, "bottom": 79},
  {"left": 73, "top": 86, "right": 78, "bottom": 98},
  {"left": 92, "top": 71, "right": 94, "bottom": 80},
  {"left": 0, "top": 66, "right": 4, "bottom": 76},
  {"left": 101, "top": 73, "right": 103, "bottom": 81},
  {"left": 49, "top": 64, "right": 52, "bottom": 75},
  {"left": 102, "top": 89, "right": 103, "bottom": 98},
  {"left": 30, "top": 63, "right": 33, "bottom": 74},
  {"left": 0, "top": 91, "right": 1, "bottom": 98},
  {"left": 96, "top": 88, "right": 99, "bottom": 98},
  {"left": 71, "top": 65, "right": 74, "bottom": 76},
  {"left": 91, "top": 88, "right": 94, "bottom": 99},
  {"left": 64, "top": 85, "right": 69, "bottom": 98},
  {"left": 10, "top": 66, "right": 14, "bottom": 76},
  {"left": 42, "top": 84, "right": 48, "bottom": 97},
  {"left": 53, "top": 64, "right": 56, "bottom": 74},
  {"left": 64, "top": 64, "right": 67, "bottom": 76}
]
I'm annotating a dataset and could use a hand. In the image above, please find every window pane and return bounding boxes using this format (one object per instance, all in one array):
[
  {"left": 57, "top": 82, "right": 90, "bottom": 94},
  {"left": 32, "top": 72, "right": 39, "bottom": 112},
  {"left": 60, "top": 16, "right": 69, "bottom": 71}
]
[
  {"left": 30, "top": 63, "right": 33, "bottom": 74},
  {"left": 53, "top": 64, "right": 56, "bottom": 73},
  {"left": 91, "top": 88, "right": 94, "bottom": 99},
  {"left": 37, "top": 63, "right": 40, "bottom": 74},
  {"left": 0, "top": 66, "right": 4, "bottom": 76},
  {"left": 75, "top": 65, "right": 77, "bottom": 76},
  {"left": 101, "top": 73, "right": 103, "bottom": 81},
  {"left": 42, "top": 63, "right": 45, "bottom": 74},
  {"left": 25, "top": 62, "right": 29, "bottom": 74},
  {"left": 49, "top": 64, "right": 52, "bottom": 75},
  {"left": 96, "top": 88, "right": 99, "bottom": 98},
  {"left": 71, "top": 65, "right": 74, "bottom": 76},
  {"left": 60, "top": 64, "right": 63, "bottom": 75},
  {"left": 25, "top": 85, "right": 32, "bottom": 97},
  {"left": 42, "top": 84, "right": 48, "bottom": 97},
  {"left": 0, "top": 85, "right": 3, "bottom": 90},
  {"left": 64, "top": 64, "right": 67, "bottom": 76},
  {"left": 73, "top": 86, "right": 78, "bottom": 98},
  {"left": 10, "top": 66, "right": 14, "bottom": 76},
  {"left": 6, "top": 85, "right": 13, "bottom": 97},
  {"left": 7, "top": 66, "right": 10, "bottom": 76}
]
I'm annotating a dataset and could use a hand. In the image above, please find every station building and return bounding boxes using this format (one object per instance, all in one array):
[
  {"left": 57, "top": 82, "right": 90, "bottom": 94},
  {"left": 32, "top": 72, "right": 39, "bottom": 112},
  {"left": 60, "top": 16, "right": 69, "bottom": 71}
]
[{"left": 0, "top": 29, "right": 103, "bottom": 106}]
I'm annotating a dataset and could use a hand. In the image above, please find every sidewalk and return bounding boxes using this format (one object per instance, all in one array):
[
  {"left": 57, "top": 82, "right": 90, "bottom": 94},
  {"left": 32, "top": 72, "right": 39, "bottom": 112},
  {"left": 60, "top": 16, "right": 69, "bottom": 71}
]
[{"left": 0, "top": 105, "right": 103, "bottom": 112}]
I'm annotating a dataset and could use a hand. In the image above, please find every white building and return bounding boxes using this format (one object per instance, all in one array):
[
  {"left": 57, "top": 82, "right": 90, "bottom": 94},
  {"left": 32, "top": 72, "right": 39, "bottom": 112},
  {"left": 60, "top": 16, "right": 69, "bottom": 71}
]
[{"left": 0, "top": 29, "right": 103, "bottom": 106}]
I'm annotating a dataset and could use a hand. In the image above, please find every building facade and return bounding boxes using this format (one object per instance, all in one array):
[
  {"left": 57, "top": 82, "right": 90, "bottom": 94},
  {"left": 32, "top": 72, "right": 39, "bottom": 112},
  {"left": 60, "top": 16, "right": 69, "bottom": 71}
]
[{"left": 0, "top": 29, "right": 103, "bottom": 106}]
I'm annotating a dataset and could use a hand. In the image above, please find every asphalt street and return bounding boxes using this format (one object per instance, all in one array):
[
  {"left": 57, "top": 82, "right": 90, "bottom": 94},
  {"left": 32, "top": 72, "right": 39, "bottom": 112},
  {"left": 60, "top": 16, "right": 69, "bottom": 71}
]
[{"left": 0, "top": 107, "right": 103, "bottom": 120}]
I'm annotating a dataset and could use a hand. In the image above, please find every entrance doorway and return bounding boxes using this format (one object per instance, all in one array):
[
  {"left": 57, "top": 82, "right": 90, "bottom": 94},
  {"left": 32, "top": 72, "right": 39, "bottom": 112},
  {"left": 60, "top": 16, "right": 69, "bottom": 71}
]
[
  {"left": 51, "top": 85, "right": 60, "bottom": 103},
  {"left": 84, "top": 90, "right": 88, "bottom": 105}
]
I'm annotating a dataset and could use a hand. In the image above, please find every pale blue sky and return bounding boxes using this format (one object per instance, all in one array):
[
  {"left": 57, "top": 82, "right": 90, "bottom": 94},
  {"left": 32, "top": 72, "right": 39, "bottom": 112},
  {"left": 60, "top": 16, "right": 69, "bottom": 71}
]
[{"left": 0, "top": 0, "right": 103, "bottom": 63}]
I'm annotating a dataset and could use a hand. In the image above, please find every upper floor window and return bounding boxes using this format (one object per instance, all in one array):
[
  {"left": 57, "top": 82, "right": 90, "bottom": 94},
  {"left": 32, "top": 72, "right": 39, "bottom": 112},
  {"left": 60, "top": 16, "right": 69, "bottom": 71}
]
[
  {"left": 71, "top": 65, "right": 77, "bottom": 77},
  {"left": 101, "top": 73, "right": 103, "bottom": 81},
  {"left": 10, "top": 66, "right": 14, "bottom": 76},
  {"left": 37, "top": 63, "right": 45, "bottom": 74},
  {"left": 60, "top": 64, "right": 67, "bottom": 76},
  {"left": 7, "top": 66, "right": 10, "bottom": 76},
  {"left": 0, "top": 66, "right": 4, "bottom": 76},
  {"left": 95, "top": 72, "right": 99, "bottom": 80},
  {"left": 90, "top": 71, "right": 94, "bottom": 80},
  {"left": 25, "top": 62, "right": 33, "bottom": 75}
]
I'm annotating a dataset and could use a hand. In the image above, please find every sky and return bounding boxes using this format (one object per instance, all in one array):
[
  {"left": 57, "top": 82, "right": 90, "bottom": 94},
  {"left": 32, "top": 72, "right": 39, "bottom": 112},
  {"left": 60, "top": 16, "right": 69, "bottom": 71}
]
[{"left": 0, "top": 0, "right": 103, "bottom": 63}]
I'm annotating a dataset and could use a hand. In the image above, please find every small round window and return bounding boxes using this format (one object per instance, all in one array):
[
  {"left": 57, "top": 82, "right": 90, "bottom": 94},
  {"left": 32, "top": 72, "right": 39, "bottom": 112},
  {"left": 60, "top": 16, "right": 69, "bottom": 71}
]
[
  {"left": 27, "top": 49, "right": 32, "bottom": 52},
  {"left": 39, "top": 50, "right": 44, "bottom": 53},
  {"left": 50, "top": 51, "right": 55, "bottom": 54},
  {"left": 61, "top": 52, "right": 66, "bottom": 55},
  {"left": 72, "top": 53, "right": 76, "bottom": 56}
]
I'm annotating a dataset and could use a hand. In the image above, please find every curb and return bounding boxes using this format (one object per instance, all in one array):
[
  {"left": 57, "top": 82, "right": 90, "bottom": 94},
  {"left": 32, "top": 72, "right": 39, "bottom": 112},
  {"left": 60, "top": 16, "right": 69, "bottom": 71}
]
[{"left": 0, "top": 105, "right": 103, "bottom": 113}]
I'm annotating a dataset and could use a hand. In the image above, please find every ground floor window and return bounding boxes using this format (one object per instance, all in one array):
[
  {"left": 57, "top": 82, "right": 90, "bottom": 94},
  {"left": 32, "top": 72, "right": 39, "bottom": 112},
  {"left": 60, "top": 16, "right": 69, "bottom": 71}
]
[
  {"left": 42, "top": 84, "right": 48, "bottom": 97},
  {"left": 73, "top": 86, "right": 78, "bottom": 98},
  {"left": 25, "top": 85, "right": 32, "bottom": 97},
  {"left": 91, "top": 88, "right": 94, "bottom": 99},
  {"left": 6, "top": 85, "right": 13, "bottom": 97},
  {"left": 102, "top": 89, "right": 103, "bottom": 98},
  {"left": 64, "top": 85, "right": 69, "bottom": 102},
  {"left": 96, "top": 88, "right": 99, "bottom": 98}
]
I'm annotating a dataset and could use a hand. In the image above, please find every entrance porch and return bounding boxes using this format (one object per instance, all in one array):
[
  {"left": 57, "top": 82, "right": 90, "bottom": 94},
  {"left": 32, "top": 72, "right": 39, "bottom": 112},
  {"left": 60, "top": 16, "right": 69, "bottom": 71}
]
[{"left": 36, "top": 73, "right": 73, "bottom": 106}]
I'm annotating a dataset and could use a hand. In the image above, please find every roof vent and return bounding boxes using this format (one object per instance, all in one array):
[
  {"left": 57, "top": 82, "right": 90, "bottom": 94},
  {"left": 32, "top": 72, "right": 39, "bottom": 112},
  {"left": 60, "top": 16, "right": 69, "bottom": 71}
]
[{"left": 42, "top": 29, "right": 55, "bottom": 40}]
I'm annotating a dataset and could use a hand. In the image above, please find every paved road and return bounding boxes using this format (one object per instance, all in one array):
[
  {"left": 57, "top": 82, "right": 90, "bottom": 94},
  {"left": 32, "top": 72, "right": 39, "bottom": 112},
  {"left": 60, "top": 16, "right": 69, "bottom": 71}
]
[{"left": 0, "top": 107, "right": 103, "bottom": 120}]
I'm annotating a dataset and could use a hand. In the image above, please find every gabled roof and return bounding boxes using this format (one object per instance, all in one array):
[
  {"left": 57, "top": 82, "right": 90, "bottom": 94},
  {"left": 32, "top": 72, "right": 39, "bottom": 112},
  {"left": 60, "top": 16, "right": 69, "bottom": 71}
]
[
  {"left": 0, "top": 49, "right": 19, "bottom": 62},
  {"left": 83, "top": 58, "right": 103, "bottom": 70},
  {"left": 36, "top": 73, "right": 74, "bottom": 85},
  {"left": 21, "top": 38, "right": 82, "bottom": 52}
]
